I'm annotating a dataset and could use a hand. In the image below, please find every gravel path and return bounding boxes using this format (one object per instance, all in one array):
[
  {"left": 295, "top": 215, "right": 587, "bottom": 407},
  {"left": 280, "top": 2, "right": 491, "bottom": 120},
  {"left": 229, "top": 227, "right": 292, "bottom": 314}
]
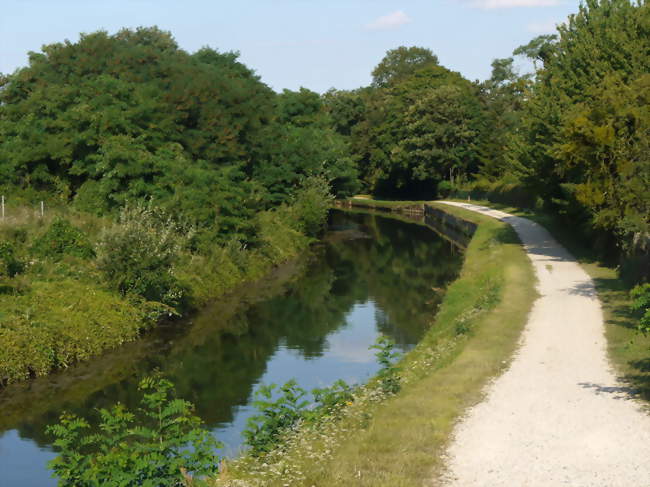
[{"left": 439, "top": 202, "right": 650, "bottom": 487}]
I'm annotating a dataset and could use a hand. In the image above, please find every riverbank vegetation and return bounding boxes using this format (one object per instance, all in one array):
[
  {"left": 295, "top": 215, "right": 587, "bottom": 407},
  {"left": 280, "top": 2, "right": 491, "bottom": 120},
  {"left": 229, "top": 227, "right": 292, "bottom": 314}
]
[
  {"left": 0, "top": 0, "right": 647, "bottom": 484},
  {"left": 196, "top": 203, "right": 535, "bottom": 486},
  {"left": 324, "top": 0, "right": 648, "bottom": 282},
  {"left": 0, "top": 27, "right": 342, "bottom": 384}
]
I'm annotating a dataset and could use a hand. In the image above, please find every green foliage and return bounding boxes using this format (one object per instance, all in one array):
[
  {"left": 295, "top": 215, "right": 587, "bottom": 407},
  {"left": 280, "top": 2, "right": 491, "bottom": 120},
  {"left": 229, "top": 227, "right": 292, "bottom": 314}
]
[
  {"left": 344, "top": 53, "right": 484, "bottom": 198},
  {"left": 0, "top": 279, "right": 157, "bottom": 383},
  {"left": 371, "top": 335, "right": 402, "bottom": 394},
  {"left": 47, "top": 375, "right": 221, "bottom": 486},
  {"left": 437, "top": 181, "right": 454, "bottom": 198},
  {"left": 256, "top": 88, "right": 357, "bottom": 202},
  {"left": 0, "top": 241, "right": 26, "bottom": 278},
  {"left": 243, "top": 380, "right": 309, "bottom": 456},
  {"left": 371, "top": 46, "right": 439, "bottom": 88},
  {"left": 509, "top": 0, "right": 650, "bottom": 261},
  {"left": 631, "top": 283, "right": 650, "bottom": 334},
  {"left": 310, "top": 380, "right": 355, "bottom": 418},
  {"left": 31, "top": 218, "right": 95, "bottom": 260},
  {"left": 97, "top": 203, "right": 191, "bottom": 309},
  {"left": 396, "top": 84, "right": 483, "bottom": 186},
  {"left": 289, "top": 176, "right": 334, "bottom": 237},
  {"left": 0, "top": 27, "right": 275, "bottom": 221}
]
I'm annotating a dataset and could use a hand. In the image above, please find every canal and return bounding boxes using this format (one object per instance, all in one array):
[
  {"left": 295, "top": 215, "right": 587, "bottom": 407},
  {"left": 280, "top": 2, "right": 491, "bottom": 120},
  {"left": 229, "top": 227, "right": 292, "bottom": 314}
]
[{"left": 0, "top": 210, "right": 463, "bottom": 486}]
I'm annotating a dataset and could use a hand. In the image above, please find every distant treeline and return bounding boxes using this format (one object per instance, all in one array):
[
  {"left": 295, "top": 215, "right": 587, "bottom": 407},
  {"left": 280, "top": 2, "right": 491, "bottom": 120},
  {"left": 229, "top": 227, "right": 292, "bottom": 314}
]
[
  {"left": 0, "top": 27, "right": 356, "bottom": 248},
  {"left": 323, "top": 0, "right": 648, "bottom": 275},
  {"left": 0, "top": 0, "right": 647, "bottom": 273}
]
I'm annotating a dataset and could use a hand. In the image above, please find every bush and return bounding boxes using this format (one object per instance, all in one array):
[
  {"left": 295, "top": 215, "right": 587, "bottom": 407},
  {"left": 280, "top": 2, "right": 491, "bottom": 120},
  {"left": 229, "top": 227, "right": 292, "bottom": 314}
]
[
  {"left": 0, "top": 241, "right": 25, "bottom": 278},
  {"left": 243, "top": 380, "right": 309, "bottom": 456},
  {"left": 0, "top": 280, "right": 160, "bottom": 383},
  {"left": 371, "top": 335, "right": 402, "bottom": 394},
  {"left": 310, "top": 379, "right": 355, "bottom": 418},
  {"left": 97, "top": 203, "right": 192, "bottom": 309},
  {"left": 47, "top": 375, "right": 221, "bottom": 487},
  {"left": 631, "top": 283, "right": 650, "bottom": 335},
  {"left": 31, "top": 218, "right": 95, "bottom": 260},
  {"left": 290, "top": 176, "right": 333, "bottom": 237},
  {"left": 437, "top": 180, "right": 454, "bottom": 198}
]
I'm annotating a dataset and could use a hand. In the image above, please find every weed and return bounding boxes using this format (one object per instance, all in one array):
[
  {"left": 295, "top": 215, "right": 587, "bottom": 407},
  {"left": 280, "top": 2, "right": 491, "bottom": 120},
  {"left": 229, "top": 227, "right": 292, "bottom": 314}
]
[
  {"left": 47, "top": 375, "right": 221, "bottom": 487},
  {"left": 243, "top": 380, "right": 309, "bottom": 456},
  {"left": 370, "top": 335, "right": 402, "bottom": 394}
]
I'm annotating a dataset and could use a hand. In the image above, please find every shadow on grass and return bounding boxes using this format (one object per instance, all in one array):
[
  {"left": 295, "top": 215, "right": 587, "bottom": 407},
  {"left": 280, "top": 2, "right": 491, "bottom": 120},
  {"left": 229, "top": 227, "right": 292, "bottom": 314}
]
[
  {"left": 578, "top": 382, "right": 639, "bottom": 400},
  {"left": 596, "top": 277, "right": 638, "bottom": 331},
  {"left": 0, "top": 284, "right": 17, "bottom": 295},
  {"left": 625, "top": 359, "right": 650, "bottom": 401},
  {"left": 479, "top": 225, "right": 520, "bottom": 251}
]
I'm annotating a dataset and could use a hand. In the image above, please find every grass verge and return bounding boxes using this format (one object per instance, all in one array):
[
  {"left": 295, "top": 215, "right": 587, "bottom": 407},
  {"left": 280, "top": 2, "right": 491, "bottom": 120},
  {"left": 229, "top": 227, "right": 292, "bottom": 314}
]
[
  {"left": 448, "top": 198, "right": 650, "bottom": 401},
  {"left": 209, "top": 201, "right": 537, "bottom": 486}
]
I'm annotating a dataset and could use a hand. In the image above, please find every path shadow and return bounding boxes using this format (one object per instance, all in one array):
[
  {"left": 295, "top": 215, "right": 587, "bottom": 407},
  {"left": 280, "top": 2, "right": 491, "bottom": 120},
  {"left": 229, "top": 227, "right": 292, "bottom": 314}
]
[
  {"left": 580, "top": 360, "right": 650, "bottom": 403},
  {"left": 626, "top": 359, "right": 650, "bottom": 401},
  {"left": 578, "top": 382, "right": 640, "bottom": 400},
  {"left": 564, "top": 281, "right": 598, "bottom": 299}
]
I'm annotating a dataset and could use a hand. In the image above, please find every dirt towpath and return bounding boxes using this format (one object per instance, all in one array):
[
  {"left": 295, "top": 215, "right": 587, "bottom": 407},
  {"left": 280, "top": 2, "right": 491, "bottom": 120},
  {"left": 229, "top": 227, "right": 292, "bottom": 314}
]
[{"left": 439, "top": 202, "right": 650, "bottom": 487}]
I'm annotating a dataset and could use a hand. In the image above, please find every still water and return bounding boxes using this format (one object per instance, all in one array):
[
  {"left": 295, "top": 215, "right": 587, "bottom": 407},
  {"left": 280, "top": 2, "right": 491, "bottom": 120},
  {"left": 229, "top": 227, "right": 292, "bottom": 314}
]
[{"left": 0, "top": 210, "right": 463, "bottom": 486}]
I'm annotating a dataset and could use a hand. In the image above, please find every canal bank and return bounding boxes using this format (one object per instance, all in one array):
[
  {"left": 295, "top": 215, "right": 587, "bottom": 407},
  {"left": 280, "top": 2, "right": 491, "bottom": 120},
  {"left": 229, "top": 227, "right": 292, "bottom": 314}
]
[
  {"left": 211, "top": 202, "right": 537, "bottom": 486},
  {"left": 0, "top": 209, "right": 464, "bottom": 486}
]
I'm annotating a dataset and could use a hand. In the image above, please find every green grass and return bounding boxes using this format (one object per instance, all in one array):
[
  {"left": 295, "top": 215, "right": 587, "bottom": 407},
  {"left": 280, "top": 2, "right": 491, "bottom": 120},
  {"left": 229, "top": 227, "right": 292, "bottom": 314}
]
[
  {"left": 0, "top": 203, "right": 316, "bottom": 385},
  {"left": 210, "top": 201, "right": 537, "bottom": 486},
  {"left": 448, "top": 198, "right": 650, "bottom": 401}
]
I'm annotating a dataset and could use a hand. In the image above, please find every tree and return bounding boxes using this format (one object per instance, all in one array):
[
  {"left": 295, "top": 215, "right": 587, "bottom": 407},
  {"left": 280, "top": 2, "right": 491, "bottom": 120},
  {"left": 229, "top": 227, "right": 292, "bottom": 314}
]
[
  {"left": 350, "top": 60, "right": 482, "bottom": 197},
  {"left": 512, "top": 0, "right": 650, "bottom": 257},
  {"left": 513, "top": 34, "right": 558, "bottom": 70},
  {"left": 255, "top": 88, "right": 358, "bottom": 202},
  {"left": 371, "top": 46, "right": 439, "bottom": 88},
  {"left": 396, "top": 85, "right": 482, "bottom": 187}
]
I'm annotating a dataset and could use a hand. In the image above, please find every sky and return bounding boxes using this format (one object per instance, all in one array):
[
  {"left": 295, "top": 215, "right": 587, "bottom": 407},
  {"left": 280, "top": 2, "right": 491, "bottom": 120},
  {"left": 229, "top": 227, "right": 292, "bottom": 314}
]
[{"left": 1, "top": 0, "right": 581, "bottom": 93}]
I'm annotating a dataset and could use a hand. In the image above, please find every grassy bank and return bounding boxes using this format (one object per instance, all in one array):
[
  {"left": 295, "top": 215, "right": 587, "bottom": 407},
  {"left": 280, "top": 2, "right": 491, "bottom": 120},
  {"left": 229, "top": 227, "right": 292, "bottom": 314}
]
[
  {"left": 448, "top": 199, "right": 650, "bottom": 401},
  {"left": 210, "top": 201, "right": 537, "bottom": 486},
  {"left": 0, "top": 195, "right": 323, "bottom": 385}
]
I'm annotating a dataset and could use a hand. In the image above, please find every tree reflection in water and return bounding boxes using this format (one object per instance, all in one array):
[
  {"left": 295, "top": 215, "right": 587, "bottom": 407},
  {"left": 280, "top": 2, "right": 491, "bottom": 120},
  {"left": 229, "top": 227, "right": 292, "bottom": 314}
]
[{"left": 0, "top": 210, "right": 463, "bottom": 485}]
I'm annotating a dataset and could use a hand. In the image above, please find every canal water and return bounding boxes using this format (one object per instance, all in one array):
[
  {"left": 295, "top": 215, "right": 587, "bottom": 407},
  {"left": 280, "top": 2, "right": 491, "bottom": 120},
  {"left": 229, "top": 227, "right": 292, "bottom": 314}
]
[{"left": 0, "top": 210, "right": 463, "bottom": 486}]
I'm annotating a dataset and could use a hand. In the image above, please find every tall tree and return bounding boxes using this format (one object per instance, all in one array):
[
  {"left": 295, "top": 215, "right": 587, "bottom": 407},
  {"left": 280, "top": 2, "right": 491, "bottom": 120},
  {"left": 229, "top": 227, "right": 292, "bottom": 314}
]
[{"left": 371, "top": 46, "right": 439, "bottom": 88}]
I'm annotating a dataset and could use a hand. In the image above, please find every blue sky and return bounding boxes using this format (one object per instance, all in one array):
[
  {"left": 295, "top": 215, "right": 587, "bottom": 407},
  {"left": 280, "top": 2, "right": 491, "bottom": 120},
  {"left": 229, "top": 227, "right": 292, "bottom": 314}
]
[{"left": 1, "top": 0, "right": 580, "bottom": 93}]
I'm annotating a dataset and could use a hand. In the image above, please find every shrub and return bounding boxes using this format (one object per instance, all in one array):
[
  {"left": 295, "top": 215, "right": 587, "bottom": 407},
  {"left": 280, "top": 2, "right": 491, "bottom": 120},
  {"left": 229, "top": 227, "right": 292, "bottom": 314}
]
[
  {"left": 0, "top": 241, "right": 25, "bottom": 278},
  {"left": 47, "top": 375, "right": 221, "bottom": 487},
  {"left": 97, "top": 203, "right": 192, "bottom": 309},
  {"left": 290, "top": 176, "right": 333, "bottom": 237},
  {"left": 0, "top": 279, "right": 160, "bottom": 383},
  {"left": 631, "top": 283, "right": 650, "bottom": 335},
  {"left": 243, "top": 380, "right": 309, "bottom": 456},
  {"left": 437, "top": 180, "right": 454, "bottom": 198},
  {"left": 310, "top": 379, "right": 355, "bottom": 418},
  {"left": 371, "top": 335, "right": 402, "bottom": 394},
  {"left": 31, "top": 218, "right": 95, "bottom": 260}
]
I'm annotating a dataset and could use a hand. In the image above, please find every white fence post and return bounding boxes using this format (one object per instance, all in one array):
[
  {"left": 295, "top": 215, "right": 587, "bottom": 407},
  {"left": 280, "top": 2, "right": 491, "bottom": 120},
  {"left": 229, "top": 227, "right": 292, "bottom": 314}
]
[{"left": 1, "top": 195, "right": 4, "bottom": 220}]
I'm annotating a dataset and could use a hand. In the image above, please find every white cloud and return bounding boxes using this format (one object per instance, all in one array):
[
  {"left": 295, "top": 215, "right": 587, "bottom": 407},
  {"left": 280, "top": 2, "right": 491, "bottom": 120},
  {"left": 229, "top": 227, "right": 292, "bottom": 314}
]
[
  {"left": 527, "top": 19, "right": 560, "bottom": 33},
  {"left": 366, "top": 10, "right": 412, "bottom": 31},
  {"left": 469, "top": 0, "right": 561, "bottom": 8}
]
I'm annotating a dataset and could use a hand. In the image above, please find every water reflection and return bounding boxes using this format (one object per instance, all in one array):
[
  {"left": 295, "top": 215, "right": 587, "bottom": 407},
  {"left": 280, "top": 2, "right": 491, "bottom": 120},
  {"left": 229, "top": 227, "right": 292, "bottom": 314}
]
[{"left": 0, "top": 210, "right": 463, "bottom": 486}]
